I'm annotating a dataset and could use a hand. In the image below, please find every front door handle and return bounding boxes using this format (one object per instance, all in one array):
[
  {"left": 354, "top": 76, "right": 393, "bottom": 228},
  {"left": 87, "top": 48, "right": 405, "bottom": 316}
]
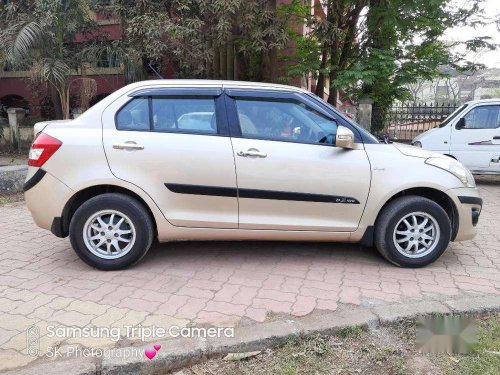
[
  {"left": 237, "top": 149, "right": 267, "bottom": 158},
  {"left": 113, "top": 141, "right": 144, "bottom": 151},
  {"left": 493, "top": 136, "right": 500, "bottom": 140}
]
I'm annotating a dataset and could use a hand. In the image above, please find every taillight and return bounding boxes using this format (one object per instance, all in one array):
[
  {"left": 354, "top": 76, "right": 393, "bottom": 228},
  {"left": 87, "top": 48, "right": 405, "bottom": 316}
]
[{"left": 28, "top": 133, "right": 62, "bottom": 167}]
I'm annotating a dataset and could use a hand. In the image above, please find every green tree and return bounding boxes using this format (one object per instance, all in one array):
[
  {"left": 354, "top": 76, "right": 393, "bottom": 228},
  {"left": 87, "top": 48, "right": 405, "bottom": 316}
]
[
  {"left": 100, "top": 0, "right": 289, "bottom": 82},
  {"left": 0, "top": 0, "right": 101, "bottom": 119},
  {"left": 282, "top": 0, "right": 367, "bottom": 103},
  {"left": 355, "top": 0, "right": 495, "bottom": 131},
  {"left": 284, "top": 0, "right": 495, "bottom": 131}
]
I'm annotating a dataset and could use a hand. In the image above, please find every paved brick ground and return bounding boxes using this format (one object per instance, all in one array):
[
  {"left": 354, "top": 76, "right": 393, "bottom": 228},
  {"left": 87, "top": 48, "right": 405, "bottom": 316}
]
[{"left": 0, "top": 179, "right": 499, "bottom": 372}]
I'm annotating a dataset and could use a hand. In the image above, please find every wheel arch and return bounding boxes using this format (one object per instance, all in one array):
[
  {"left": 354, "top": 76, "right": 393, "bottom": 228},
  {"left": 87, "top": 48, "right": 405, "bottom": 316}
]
[
  {"left": 58, "top": 185, "right": 159, "bottom": 238},
  {"left": 370, "top": 187, "right": 459, "bottom": 245}
]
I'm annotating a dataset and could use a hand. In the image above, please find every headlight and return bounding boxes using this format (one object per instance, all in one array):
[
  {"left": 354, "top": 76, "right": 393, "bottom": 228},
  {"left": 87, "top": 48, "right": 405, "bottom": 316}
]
[
  {"left": 425, "top": 157, "right": 475, "bottom": 187},
  {"left": 412, "top": 141, "right": 422, "bottom": 148}
]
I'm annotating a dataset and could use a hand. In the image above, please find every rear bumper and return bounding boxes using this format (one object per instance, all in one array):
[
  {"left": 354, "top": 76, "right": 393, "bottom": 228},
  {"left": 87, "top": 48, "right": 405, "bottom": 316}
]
[
  {"left": 24, "top": 168, "right": 74, "bottom": 232},
  {"left": 23, "top": 169, "right": 47, "bottom": 192},
  {"left": 447, "top": 187, "right": 482, "bottom": 242}
]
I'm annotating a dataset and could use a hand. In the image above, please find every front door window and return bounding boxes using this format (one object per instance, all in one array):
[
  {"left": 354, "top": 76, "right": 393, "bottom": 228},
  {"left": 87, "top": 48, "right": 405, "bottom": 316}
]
[
  {"left": 462, "top": 105, "right": 500, "bottom": 129},
  {"left": 235, "top": 98, "right": 338, "bottom": 145}
]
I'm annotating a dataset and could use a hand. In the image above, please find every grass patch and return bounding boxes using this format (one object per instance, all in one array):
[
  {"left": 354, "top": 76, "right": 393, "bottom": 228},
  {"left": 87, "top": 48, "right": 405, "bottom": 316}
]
[
  {"left": 430, "top": 314, "right": 500, "bottom": 375},
  {"left": 180, "top": 327, "right": 409, "bottom": 375},
  {"left": 174, "top": 313, "right": 499, "bottom": 375},
  {"left": 337, "top": 325, "right": 365, "bottom": 338},
  {"left": 0, "top": 192, "right": 24, "bottom": 204}
]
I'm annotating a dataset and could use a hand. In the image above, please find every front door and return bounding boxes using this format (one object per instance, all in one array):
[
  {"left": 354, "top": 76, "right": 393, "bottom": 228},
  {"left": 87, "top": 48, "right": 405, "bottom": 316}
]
[
  {"left": 102, "top": 88, "right": 238, "bottom": 228},
  {"left": 226, "top": 92, "right": 371, "bottom": 231},
  {"left": 450, "top": 104, "right": 500, "bottom": 173}
]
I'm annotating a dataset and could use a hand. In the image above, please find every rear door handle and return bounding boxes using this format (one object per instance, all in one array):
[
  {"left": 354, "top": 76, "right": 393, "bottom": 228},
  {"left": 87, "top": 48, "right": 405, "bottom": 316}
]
[
  {"left": 113, "top": 142, "right": 144, "bottom": 151},
  {"left": 237, "top": 149, "right": 267, "bottom": 158},
  {"left": 493, "top": 136, "right": 500, "bottom": 140}
]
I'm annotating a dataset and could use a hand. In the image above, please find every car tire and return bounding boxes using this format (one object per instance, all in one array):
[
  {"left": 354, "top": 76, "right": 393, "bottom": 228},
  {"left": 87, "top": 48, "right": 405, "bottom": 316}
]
[
  {"left": 69, "top": 193, "right": 154, "bottom": 270},
  {"left": 374, "top": 195, "right": 451, "bottom": 268}
]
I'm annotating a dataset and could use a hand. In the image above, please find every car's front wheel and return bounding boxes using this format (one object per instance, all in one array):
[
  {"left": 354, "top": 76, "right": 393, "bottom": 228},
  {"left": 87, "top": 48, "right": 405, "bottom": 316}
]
[
  {"left": 69, "top": 193, "right": 154, "bottom": 270},
  {"left": 374, "top": 196, "right": 451, "bottom": 267}
]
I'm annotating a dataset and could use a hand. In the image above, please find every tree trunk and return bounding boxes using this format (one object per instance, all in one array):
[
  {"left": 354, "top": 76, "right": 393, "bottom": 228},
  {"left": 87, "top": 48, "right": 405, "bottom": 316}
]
[
  {"left": 268, "top": 48, "right": 278, "bottom": 82},
  {"left": 220, "top": 46, "right": 227, "bottom": 79},
  {"left": 328, "top": 31, "right": 341, "bottom": 106},
  {"left": 50, "top": 84, "right": 63, "bottom": 120},
  {"left": 315, "top": 44, "right": 328, "bottom": 98},
  {"left": 212, "top": 46, "right": 220, "bottom": 79},
  {"left": 60, "top": 82, "right": 70, "bottom": 119},
  {"left": 226, "top": 42, "right": 234, "bottom": 80},
  {"left": 327, "top": 69, "right": 338, "bottom": 106}
]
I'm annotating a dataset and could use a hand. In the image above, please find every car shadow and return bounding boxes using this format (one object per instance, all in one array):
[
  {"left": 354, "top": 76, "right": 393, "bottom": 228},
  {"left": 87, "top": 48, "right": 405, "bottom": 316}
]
[
  {"left": 137, "top": 240, "right": 386, "bottom": 270},
  {"left": 475, "top": 175, "right": 500, "bottom": 186}
]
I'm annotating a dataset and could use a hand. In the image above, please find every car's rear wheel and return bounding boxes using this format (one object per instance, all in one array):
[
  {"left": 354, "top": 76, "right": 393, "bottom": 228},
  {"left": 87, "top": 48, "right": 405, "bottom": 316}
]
[
  {"left": 374, "top": 196, "right": 451, "bottom": 267},
  {"left": 69, "top": 193, "right": 154, "bottom": 270}
]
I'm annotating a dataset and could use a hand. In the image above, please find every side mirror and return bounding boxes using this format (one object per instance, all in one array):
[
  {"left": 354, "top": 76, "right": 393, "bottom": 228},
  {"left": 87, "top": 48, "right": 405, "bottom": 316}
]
[
  {"left": 456, "top": 117, "right": 466, "bottom": 130},
  {"left": 336, "top": 125, "right": 355, "bottom": 149}
]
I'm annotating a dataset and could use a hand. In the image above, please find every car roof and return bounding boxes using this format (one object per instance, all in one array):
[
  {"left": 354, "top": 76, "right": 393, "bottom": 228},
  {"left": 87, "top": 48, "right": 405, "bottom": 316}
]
[
  {"left": 121, "top": 79, "right": 309, "bottom": 93},
  {"left": 78, "top": 80, "right": 310, "bottom": 121},
  {"left": 463, "top": 98, "right": 500, "bottom": 105}
]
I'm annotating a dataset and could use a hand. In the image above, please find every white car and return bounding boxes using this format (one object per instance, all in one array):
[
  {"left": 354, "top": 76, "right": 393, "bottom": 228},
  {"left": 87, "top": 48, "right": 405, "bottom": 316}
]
[
  {"left": 412, "top": 99, "right": 500, "bottom": 174},
  {"left": 24, "top": 80, "right": 482, "bottom": 270}
]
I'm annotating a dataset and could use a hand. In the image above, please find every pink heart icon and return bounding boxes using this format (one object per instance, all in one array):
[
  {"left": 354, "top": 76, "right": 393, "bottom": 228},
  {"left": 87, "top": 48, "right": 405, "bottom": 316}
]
[
  {"left": 144, "top": 349, "right": 156, "bottom": 360},
  {"left": 154, "top": 344, "right": 161, "bottom": 351}
]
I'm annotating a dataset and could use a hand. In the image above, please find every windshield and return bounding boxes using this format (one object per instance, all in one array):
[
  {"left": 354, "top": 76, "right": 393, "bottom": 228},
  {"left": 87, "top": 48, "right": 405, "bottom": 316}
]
[{"left": 439, "top": 104, "right": 468, "bottom": 128}]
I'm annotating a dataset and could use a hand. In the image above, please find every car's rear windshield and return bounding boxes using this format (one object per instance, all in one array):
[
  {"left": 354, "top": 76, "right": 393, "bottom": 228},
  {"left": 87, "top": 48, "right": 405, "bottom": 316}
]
[{"left": 439, "top": 104, "right": 468, "bottom": 128}]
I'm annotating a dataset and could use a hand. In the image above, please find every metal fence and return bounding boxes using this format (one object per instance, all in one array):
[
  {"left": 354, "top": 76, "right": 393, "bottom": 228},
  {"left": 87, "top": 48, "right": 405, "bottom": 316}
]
[{"left": 384, "top": 102, "right": 458, "bottom": 142}]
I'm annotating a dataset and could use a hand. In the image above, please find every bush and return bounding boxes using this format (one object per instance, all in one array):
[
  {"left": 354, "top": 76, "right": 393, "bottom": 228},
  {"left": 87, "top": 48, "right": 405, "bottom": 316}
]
[{"left": 19, "top": 116, "right": 47, "bottom": 128}]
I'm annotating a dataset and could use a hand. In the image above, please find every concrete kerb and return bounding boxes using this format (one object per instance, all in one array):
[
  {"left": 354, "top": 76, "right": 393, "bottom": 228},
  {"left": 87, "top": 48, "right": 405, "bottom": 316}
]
[
  {"left": 5, "top": 295, "right": 500, "bottom": 375},
  {"left": 0, "top": 165, "right": 28, "bottom": 193}
]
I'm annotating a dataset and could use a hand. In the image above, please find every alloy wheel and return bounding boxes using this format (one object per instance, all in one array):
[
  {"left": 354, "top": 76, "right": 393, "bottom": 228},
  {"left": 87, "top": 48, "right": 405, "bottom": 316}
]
[
  {"left": 392, "top": 211, "right": 440, "bottom": 258},
  {"left": 83, "top": 210, "right": 136, "bottom": 259}
]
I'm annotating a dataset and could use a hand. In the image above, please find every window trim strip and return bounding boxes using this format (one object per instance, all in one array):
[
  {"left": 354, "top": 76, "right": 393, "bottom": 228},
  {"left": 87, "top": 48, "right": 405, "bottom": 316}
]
[{"left": 129, "top": 88, "right": 223, "bottom": 97}]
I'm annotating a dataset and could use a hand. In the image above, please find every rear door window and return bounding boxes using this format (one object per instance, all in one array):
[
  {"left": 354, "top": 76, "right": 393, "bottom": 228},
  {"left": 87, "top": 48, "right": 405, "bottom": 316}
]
[
  {"left": 152, "top": 98, "right": 217, "bottom": 134},
  {"left": 116, "top": 98, "right": 150, "bottom": 131},
  {"left": 115, "top": 96, "right": 218, "bottom": 134}
]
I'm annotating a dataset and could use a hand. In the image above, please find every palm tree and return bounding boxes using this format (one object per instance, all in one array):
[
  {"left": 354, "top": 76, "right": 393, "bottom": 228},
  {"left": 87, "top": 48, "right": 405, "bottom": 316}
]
[{"left": 0, "top": 0, "right": 99, "bottom": 119}]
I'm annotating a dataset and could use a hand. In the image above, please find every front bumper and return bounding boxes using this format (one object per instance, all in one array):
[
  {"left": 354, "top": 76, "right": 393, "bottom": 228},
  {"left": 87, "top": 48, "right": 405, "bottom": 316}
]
[
  {"left": 447, "top": 187, "right": 482, "bottom": 242},
  {"left": 24, "top": 168, "right": 74, "bottom": 232}
]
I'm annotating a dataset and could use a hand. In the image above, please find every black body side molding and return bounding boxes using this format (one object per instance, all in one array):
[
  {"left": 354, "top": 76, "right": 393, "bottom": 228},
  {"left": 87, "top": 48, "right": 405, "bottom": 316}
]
[
  {"left": 166, "top": 184, "right": 237, "bottom": 197},
  {"left": 165, "top": 183, "right": 360, "bottom": 204}
]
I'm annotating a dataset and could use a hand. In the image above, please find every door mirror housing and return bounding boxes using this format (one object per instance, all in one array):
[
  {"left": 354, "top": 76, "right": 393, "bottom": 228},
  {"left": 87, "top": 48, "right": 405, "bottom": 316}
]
[
  {"left": 456, "top": 117, "right": 466, "bottom": 130},
  {"left": 336, "top": 125, "right": 355, "bottom": 149}
]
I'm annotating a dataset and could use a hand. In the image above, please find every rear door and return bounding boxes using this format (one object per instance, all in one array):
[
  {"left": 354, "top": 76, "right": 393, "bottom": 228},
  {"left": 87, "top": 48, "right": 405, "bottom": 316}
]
[
  {"left": 225, "top": 90, "right": 371, "bottom": 231},
  {"left": 450, "top": 104, "right": 500, "bottom": 173},
  {"left": 102, "top": 87, "right": 238, "bottom": 228}
]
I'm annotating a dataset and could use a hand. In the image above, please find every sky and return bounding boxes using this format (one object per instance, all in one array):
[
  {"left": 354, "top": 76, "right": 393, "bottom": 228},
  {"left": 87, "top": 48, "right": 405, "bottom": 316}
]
[{"left": 444, "top": 0, "right": 500, "bottom": 69}]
